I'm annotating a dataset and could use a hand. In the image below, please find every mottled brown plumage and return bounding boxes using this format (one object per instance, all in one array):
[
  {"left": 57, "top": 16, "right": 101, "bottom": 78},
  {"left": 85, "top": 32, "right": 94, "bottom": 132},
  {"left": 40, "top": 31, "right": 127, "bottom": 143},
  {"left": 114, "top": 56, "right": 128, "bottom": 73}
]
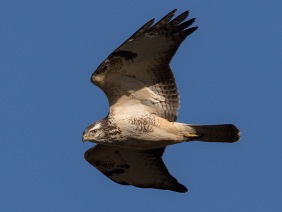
[{"left": 83, "top": 9, "right": 240, "bottom": 193}]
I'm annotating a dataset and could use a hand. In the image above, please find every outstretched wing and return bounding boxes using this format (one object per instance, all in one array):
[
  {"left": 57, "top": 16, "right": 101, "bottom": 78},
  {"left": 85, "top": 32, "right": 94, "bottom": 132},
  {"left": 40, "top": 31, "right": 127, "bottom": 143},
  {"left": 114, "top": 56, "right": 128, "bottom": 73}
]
[
  {"left": 91, "top": 9, "right": 197, "bottom": 121},
  {"left": 84, "top": 144, "right": 187, "bottom": 193}
]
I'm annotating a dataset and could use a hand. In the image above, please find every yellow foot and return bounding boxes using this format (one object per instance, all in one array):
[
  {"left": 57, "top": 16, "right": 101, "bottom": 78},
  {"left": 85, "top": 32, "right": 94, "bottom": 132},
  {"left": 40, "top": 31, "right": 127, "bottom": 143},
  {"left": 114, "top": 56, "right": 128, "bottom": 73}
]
[{"left": 184, "top": 132, "right": 201, "bottom": 138}]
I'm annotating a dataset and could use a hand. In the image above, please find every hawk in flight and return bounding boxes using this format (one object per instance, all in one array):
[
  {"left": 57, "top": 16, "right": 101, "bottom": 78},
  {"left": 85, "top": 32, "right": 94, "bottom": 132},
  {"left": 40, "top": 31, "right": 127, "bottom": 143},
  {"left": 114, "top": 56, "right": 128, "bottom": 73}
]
[{"left": 83, "top": 9, "right": 240, "bottom": 193}]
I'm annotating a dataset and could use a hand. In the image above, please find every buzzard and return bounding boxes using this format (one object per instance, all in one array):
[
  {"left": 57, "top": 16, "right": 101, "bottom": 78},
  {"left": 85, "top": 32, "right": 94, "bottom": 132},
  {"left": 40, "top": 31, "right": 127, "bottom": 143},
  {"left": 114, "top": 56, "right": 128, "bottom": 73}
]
[{"left": 83, "top": 9, "right": 240, "bottom": 193}]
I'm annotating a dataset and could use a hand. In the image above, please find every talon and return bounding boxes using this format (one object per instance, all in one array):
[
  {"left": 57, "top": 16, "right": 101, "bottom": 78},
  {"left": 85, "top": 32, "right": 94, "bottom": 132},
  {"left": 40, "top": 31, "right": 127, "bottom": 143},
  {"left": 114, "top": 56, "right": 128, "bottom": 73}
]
[{"left": 184, "top": 132, "right": 201, "bottom": 138}]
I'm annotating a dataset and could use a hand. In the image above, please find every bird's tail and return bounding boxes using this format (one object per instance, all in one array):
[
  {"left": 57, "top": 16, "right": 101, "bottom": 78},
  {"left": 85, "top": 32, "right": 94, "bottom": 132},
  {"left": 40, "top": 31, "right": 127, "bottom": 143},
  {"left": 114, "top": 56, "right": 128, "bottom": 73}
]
[{"left": 176, "top": 123, "right": 240, "bottom": 143}]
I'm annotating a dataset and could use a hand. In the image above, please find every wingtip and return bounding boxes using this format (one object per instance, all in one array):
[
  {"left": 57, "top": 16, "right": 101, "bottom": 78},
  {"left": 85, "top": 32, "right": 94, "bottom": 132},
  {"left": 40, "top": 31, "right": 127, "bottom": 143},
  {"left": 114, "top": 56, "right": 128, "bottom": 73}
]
[
  {"left": 184, "top": 26, "right": 198, "bottom": 37},
  {"left": 165, "top": 9, "right": 178, "bottom": 20},
  {"left": 179, "top": 10, "right": 190, "bottom": 19},
  {"left": 148, "top": 18, "right": 155, "bottom": 26},
  {"left": 170, "top": 9, "right": 177, "bottom": 14},
  {"left": 170, "top": 9, "right": 190, "bottom": 20},
  {"left": 173, "top": 183, "right": 188, "bottom": 193}
]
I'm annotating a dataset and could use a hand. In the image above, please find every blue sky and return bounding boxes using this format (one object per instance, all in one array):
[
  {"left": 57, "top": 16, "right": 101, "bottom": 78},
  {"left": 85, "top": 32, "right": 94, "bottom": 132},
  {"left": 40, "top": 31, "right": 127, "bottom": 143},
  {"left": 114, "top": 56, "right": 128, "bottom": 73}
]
[{"left": 1, "top": 0, "right": 282, "bottom": 211}]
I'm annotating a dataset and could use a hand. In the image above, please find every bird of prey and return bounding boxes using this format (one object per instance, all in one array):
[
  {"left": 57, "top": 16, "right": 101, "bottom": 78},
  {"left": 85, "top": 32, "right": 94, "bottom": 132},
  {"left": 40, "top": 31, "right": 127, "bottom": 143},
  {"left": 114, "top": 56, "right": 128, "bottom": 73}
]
[{"left": 82, "top": 9, "right": 240, "bottom": 193}]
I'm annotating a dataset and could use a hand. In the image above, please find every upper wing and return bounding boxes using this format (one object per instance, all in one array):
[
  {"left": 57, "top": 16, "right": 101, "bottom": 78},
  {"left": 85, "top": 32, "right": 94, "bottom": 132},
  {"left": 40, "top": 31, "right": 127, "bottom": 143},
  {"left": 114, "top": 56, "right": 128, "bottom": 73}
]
[
  {"left": 84, "top": 144, "right": 187, "bottom": 193},
  {"left": 91, "top": 9, "right": 198, "bottom": 121}
]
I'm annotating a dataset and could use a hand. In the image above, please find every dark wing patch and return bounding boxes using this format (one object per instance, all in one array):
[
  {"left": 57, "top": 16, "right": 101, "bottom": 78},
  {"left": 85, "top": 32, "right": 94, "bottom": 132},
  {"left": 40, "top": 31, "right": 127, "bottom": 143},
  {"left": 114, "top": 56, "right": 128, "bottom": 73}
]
[
  {"left": 111, "top": 50, "right": 137, "bottom": 61},
  {"left": 84, "top": 144, "right": 188, "bottom": 193},
  {"left": 91, "top": 9, "right": 198, "bottom": 122}
]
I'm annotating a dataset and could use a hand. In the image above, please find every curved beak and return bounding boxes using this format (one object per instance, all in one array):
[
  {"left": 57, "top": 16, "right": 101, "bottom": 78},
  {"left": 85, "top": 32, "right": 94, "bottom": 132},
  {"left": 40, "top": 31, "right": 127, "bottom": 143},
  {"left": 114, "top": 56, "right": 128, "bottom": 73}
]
[{"left": 82, "top": 131, "right": 88, "bottom": 143}]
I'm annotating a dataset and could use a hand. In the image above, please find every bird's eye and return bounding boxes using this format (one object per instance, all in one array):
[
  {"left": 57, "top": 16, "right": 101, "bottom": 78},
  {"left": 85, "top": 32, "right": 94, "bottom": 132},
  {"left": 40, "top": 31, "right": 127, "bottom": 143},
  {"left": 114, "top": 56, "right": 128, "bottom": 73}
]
[{"left": 93, "top": 129, "right": 97, "bottom": 133}]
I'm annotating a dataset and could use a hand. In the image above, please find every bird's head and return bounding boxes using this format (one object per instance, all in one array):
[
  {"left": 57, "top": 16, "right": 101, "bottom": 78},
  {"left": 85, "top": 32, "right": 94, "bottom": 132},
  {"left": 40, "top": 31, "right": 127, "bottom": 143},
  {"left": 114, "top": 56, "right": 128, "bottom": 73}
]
[{"left": 82, "top": 121, "right": 105, "bottom": 143}]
